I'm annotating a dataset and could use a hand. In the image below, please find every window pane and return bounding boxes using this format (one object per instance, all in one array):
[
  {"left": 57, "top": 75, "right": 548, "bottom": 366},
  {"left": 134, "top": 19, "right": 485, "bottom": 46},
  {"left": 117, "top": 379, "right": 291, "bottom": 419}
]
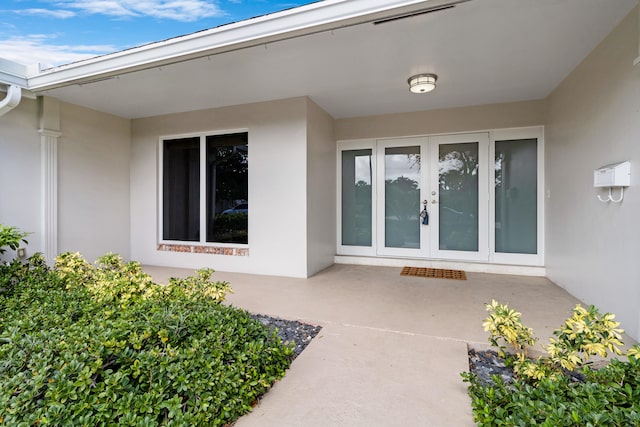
[
  {"left": 342, "top": 149, "right": 372, "bottom": 246},
  {"left": 206, "top": 133, "right": 248, "bottom": 244},
  {"left": 385, "top": 146, "right": 420, "bottom": 249},
  {"left": 163, "top": 137, "right": 200, "bottom": 241},
  {"left": 495, "top": 139, "right": 537, "bottom": 254},
  {"left": 439, "top": 142, "right": 479, "bottom": 251}
]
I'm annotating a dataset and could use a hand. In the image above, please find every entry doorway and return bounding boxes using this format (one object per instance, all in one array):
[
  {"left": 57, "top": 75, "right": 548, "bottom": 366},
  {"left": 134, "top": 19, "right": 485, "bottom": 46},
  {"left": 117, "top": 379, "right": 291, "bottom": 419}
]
[
  {"left": 375, "top": 133, "right": 488, "bottom": 261},
  {"left": 337, "top": 127, "right": 543, "bottom": 266}
]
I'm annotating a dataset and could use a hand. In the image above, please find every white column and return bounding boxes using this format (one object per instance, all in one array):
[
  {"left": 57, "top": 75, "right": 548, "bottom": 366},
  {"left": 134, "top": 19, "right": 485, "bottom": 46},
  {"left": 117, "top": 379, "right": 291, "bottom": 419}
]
[{"left": 40, "top": 129, "right": 61, "bottom": 263}]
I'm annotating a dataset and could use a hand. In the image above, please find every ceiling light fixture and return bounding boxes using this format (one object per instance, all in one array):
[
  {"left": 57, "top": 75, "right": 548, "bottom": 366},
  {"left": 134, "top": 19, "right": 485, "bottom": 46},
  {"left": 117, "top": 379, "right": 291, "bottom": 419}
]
[{"left": 408, "top": 73, "right": 437, "bottom": 93}]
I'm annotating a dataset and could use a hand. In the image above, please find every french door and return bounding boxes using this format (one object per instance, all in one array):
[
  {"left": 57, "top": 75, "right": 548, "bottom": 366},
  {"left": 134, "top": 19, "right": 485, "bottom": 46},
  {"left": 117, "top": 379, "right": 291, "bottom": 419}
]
[
  {"left": 338, "top": 129, "right": 543, "bottom": 264},
  {"left": 375, "top": 138, "right": 428, "bottom": 257},
  {"left": 429, "top": 133, "right": 488, "bottom": 261},
  {"left": 373, "top": 133, "right": 488, "bottom": 261}
]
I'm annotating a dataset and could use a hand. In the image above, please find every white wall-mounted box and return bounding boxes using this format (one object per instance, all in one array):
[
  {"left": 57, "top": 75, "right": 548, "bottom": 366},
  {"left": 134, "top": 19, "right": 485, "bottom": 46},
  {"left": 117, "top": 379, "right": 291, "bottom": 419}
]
[{"left": 594, "top": 161, "right": 631, "bottom": 187}]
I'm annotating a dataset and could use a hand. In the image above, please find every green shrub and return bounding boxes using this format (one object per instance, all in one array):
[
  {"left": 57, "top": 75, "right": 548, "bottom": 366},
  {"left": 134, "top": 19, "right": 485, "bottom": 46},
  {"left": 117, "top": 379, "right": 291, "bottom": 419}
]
[
  {"left": 0, "top": 252, "right": 293, "bottom": 426},
  {"left": 546, "top": 304, "right": 624, "bottom": 371},
  {"left": 464, "top": 301, "right": 640, "bottom": 426},
  {"left": 0, "top": 224, "right": 28, "bottom": 255},
  {"left": 482, "top": 299, "right": 536, "bottom": 358},
  {"left": 463, "top": 356, "right": 640, "bottom": 426},
  {"left": 0, "top": 253, "right": 50, "bottom": 301},
  {"left": 483, "top": 300, "right": 625, "bottom": 381}
]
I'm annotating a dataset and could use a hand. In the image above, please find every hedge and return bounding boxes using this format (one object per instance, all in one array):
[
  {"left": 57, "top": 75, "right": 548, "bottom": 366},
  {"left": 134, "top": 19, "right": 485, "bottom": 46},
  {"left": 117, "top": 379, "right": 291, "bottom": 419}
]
[{"left": 0, "top": 253, "right": 293, "bottom": 426}]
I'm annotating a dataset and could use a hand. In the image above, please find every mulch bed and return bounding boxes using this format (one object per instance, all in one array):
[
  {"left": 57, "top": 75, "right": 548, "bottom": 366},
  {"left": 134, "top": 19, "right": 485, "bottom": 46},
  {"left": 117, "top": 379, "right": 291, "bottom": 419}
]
[
  {"left": 250, "top": 314, "right": 322, "bottom": 359},
  {"left": 467, "top": 347, "right": 588, "bottom": 386}
]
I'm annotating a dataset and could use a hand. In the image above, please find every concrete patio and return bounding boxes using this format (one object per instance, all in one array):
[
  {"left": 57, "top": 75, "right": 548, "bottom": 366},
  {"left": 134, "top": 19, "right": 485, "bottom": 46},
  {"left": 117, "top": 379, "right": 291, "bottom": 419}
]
[{"left": 144, "top": 263, "right": 634, "bottom": 426}]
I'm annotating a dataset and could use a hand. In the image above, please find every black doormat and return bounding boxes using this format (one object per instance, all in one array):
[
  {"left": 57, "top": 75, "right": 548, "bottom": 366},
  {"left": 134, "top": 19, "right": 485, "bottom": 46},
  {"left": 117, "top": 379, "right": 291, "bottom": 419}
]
[{"left": 400, "top": 266, "right": 467, "bottom": 280}]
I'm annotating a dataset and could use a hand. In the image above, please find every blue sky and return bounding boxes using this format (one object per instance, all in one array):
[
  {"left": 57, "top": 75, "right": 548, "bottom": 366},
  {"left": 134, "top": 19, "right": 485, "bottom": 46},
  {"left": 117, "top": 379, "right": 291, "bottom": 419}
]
[{"left": 1, "top": 0, "right": 316, "bottom": 67}]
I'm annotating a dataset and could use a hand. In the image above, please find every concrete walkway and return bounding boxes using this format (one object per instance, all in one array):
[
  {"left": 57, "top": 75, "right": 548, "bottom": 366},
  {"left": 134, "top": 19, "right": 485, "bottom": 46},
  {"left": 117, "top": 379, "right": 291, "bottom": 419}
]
[{"left": 144, "top": 263, "right": 613, "bottom": 426}]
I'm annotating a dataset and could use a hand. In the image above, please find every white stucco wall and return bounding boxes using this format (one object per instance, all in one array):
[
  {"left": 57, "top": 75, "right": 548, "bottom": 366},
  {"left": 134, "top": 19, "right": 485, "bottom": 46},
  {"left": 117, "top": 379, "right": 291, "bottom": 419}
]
[
  {"left": 58, "top": 101, "right": 131, "bottom": 261},
  {"left": 130, "top": 97, "right": 310, "bottom": 277},
  {"left": 0, "top": 97, "right": 42, "bottom": 259},
  {"left": 334, "top": 100, "right": 546, "bottom": 141},
  {"left": 546, "top": 8, "right": 640, "bottom": 341},
  {"left": 306, "top": 98, "right": 336, "bottom": 276}
]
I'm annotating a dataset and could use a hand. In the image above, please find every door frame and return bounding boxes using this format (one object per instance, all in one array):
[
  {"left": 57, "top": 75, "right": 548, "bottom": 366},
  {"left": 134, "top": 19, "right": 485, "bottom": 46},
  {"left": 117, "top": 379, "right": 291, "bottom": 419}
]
[{"left": 336, "top": 127, "right": 545, "bottom": 266}]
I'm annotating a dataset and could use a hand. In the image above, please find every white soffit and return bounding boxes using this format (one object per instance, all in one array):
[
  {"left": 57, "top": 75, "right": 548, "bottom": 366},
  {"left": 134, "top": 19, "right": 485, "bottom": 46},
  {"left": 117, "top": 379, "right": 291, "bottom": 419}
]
[
  {"left": 26, "top": 0, "right": 457, "bottom": 89},
  {"left": 34, "top": 0, "right": 638, "bottom": 119}
]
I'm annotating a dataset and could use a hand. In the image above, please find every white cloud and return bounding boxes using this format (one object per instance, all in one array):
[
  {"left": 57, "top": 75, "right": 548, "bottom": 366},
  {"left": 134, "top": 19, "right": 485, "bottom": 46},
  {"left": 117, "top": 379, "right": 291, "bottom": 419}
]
[
  {"left": 15, "top": 8, "right": 76, "bottom": 19},
  {"left": 0, "top": 35, "right": 116, "bottom": 67},
  {"left": 55, "top": 0, "right": 224, "bottom": 22},
  {"left": 1, "top": 22, "right": 18, "bottom": 31},
  {"left": 56, "top": 1, "right": 138, "bottom": 18}
]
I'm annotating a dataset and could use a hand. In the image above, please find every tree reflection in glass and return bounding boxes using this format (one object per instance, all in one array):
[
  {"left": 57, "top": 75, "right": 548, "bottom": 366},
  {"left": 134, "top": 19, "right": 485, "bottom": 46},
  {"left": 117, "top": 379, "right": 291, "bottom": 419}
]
[
  {"left": 385, "top": 146, "right": 420, "bottom": 249},
  {"left": 438, "top": 143, "right": 479, "bottom": 251},
  {"left": 342, "top": 150, "right": 372, "bottom": 246},
  {"left": 206, "top": 133, "right": 248, "bottom": 244}
]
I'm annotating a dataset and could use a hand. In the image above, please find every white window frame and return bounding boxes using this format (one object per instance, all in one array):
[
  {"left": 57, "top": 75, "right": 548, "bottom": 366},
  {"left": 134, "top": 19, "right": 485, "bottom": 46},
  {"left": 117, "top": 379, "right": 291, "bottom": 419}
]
[{"left": 157, "top": 128, "right": 249, "bottom": 248}]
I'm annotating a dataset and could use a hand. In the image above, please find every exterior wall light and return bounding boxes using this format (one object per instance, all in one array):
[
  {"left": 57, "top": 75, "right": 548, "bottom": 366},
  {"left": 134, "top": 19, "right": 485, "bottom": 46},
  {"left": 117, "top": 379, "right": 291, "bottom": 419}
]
[{"left": 408, "top": 73, "right": 437, "bottom": 93}]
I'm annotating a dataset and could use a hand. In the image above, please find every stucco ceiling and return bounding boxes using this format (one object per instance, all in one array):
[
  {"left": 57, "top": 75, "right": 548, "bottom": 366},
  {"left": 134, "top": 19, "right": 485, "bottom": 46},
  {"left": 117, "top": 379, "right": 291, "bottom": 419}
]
[{"left": 39, "top": 0, "right": 638, "bottom": 119}]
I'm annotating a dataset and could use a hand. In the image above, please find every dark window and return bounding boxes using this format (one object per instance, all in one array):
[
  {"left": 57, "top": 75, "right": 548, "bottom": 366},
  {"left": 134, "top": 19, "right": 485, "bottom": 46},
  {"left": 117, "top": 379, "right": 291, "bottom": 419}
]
[
  {"left": 206, "top": 133, "right": 248, "bottom": 244},
  {"left": 162, "top": 132, "right": 248, "bottom": 244},
  {"left": 163, "top": 137, "right": 200, "bottom": 241}
]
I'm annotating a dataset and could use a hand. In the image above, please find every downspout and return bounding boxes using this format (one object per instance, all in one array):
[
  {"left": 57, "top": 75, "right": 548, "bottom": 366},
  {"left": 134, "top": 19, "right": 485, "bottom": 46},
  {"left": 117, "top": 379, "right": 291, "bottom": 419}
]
[{"left": 0, "top": 85, "right": 21, "bottom": 117}]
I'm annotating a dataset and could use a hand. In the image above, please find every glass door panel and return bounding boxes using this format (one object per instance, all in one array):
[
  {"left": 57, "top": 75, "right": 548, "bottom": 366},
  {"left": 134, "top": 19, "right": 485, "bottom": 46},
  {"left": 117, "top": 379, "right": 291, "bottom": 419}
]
[
  {"left": 384, "top": 146, "right": 421, "bottom": 249},
  {"left": 341, "top": 149, "right": 373, "bottom": 247},
  {"left": 431, "top": 133, "right": 489, "bottom": 261},
  {"left": 495, "top": 138, "right": 537, "bottom": 254},
  {"left": 376, "top": 138, "right": 428, "bottom": 257},
  {"left": 438, "top": 142, "right": 479, "bottom": 251}
]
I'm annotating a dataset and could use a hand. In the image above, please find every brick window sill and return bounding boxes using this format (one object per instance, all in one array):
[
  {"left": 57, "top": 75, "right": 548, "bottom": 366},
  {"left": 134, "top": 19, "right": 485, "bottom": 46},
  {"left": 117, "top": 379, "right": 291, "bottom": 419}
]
[{"left": 157, "top": 243, "right": 249, "bottom": 256}]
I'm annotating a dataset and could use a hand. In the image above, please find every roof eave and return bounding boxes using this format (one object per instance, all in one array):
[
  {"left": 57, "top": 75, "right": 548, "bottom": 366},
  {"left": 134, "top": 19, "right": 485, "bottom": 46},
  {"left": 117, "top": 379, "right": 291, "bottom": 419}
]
[{"left": 25, "top": 0, "right": 459, "bottom": 91}]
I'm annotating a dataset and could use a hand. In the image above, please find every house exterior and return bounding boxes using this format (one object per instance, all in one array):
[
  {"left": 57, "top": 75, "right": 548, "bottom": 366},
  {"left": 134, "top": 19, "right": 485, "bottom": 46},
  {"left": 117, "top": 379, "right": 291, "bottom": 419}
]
[{"left": 1, "top": 0, "right": 639, "bottom": 339}]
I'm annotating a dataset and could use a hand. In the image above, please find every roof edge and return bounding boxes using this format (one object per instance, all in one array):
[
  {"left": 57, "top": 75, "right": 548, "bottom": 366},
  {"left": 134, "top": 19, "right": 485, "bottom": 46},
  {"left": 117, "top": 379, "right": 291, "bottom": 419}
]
[{"left": 0, "top": 59, "right": 29, "bottom": 88}]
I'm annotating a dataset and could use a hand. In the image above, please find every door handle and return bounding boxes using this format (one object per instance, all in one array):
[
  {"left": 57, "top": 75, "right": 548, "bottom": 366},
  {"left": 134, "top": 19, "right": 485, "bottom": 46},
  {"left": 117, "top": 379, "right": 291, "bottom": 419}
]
[{"left": 420, "top": 200, "right": 429, "bottom": 225}]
